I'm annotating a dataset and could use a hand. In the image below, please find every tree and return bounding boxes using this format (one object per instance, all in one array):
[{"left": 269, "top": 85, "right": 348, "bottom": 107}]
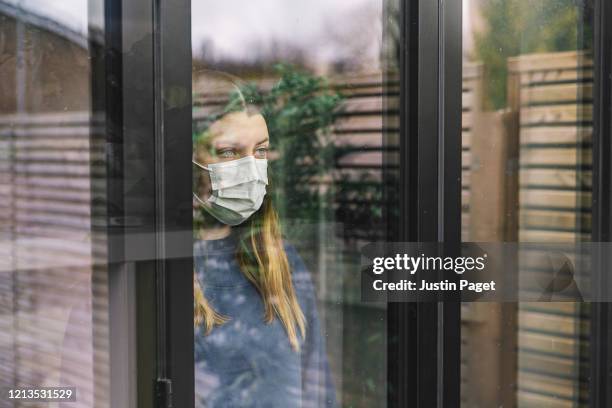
[{"left": 473, "top": 0, "right": 584, "bottom": 109}]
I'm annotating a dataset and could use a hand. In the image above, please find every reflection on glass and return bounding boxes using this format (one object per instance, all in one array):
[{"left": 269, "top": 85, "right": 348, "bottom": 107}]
[
  {"left": 0, "top": 1, "right": 109, "bottom": 407},
  {"left": 462, "top": 0, "right": 592, "bottom": 406},
  {"left": 192, "top": 1, "right": 397, "bottom": 406}
]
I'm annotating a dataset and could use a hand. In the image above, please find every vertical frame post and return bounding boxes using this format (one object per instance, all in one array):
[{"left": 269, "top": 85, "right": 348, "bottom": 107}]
[
  {"left": 591, "top": 0, "right": 612, "bottom": 405},
  {"left": 388, "top": 0, "right": 461, "bottom": 407},
  {"left": 96, "top": 0, "right": 194, "bottom": 406},
  {"left": 440, "top": 0, "right": 462, "bottom": 405},
  {"left": 153, "top": 0, "right": 194, "bottom": 406}
]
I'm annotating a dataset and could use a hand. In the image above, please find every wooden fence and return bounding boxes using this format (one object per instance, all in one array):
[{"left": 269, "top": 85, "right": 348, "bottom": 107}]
[
  {"left": 461, "top": 50, "right": 592, "bottom": 408},
  {"left": 461, "top": 61, "right": 520, "bottom": 408},
  {"left": 512, "top": 51, "right": 592, "bottom": 408},
  {"left": 461, "top": 63, "right": 482, "bottom": 242}
]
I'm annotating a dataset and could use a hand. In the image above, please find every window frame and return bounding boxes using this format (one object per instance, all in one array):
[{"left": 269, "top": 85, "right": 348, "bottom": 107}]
[
  {"left": 590, "top": 0, "right": 612, "bottom": 406},
  {"left": 97, "top": 0, "right": 194, "bottom": 406},
  {"left": 388, "top": 0, "right": 462, "bottom": 407}
]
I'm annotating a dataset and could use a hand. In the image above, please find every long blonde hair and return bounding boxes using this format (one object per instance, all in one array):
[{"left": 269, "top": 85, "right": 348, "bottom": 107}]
[
  {"left": 194, "top": 195, "right": 306, "bottom": 351},
  {"left": 193, "top": 71, "right": 306, "bottom": 350}
]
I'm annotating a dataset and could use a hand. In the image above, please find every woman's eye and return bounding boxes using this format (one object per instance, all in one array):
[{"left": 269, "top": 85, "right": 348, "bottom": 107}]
[
  {"left": 254, "top": 147, "right": 268, "bottom": 158},
  {"left": 217, "top": 150, "right": 236, "bottom": 158}
]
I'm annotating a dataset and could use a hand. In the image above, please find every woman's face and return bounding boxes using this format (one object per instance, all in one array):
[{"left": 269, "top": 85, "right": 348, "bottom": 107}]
[{"left": 194, "top": 110, "right": 270, "bottom": 201}]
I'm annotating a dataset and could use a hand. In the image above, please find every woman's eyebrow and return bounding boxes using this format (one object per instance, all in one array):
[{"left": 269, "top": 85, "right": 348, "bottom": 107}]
[
  {"left": 255, "top": 137, "right": 269, "bottom": 145},
  {"left": 212, "top": 140, "right": 239, "bottom": 148}
]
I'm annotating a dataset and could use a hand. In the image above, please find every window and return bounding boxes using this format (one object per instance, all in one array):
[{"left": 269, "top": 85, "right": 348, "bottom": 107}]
[{"left": 1, "top": 1, "right": 611, "bottom": 407}]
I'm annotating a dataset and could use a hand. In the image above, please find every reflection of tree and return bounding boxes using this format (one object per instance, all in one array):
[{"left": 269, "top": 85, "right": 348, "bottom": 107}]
[
  {"left": 382, "top": 0, "right": 401, "bottom": 73},
  {"left": 235, "top": 65, "right": 343, "bottom": 232},
  {"left": 473, "top": 0, "right": 587, "bottom": 109}
]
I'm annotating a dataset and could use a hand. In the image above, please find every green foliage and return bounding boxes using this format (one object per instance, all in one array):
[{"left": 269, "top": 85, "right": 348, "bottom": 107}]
[
  {"left": 474, "top": 0, "right": 583, "bottom": 109},
  {"left": 239, "top": 65, "right": 344, "bottom": 228}
]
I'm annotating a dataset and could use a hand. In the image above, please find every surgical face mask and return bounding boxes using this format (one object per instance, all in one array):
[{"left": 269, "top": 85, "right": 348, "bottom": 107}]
[{"left": 192, "top": 155, "right": 268, "bottom": 226}]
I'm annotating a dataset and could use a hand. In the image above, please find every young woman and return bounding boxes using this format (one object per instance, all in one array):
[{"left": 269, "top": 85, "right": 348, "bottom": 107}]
[{"left": 192, "top": 72, "right": 336, "bottom": 407}]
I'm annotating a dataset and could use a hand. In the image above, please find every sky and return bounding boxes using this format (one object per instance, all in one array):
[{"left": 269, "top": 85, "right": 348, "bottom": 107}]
[
  {"left": 3, "top": 0, "right": 91, "bottom": 34},
  {"left": 191, "top": 0, "right": 382, "bottom": 71}
]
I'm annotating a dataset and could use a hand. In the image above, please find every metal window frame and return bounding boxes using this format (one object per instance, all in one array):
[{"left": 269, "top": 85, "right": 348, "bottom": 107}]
[
  {"left": 95, "top": 0, "right": 194, "bottom": 406},
  {"left": 151, "top": 0, "right": 194, "bottom": 406},
  {"left": 388, "top": 0, "right": 462, "bottom": 407}
]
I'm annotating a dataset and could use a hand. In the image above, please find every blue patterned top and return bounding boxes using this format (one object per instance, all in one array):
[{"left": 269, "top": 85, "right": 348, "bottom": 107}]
[{"left": 194, "top": 233, "right": 336, "bottom": 407}]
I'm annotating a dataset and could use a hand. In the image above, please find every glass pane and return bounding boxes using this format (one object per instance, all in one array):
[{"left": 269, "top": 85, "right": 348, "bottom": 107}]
[
  {"left": 461, "top": 0, "right": 593, "bottom": 406},
  {"left": 0, "top": 1, "right": 110, "bottom": 407},
  {"left": 191, "top": 1, "right": 399, "bottom": 406}
]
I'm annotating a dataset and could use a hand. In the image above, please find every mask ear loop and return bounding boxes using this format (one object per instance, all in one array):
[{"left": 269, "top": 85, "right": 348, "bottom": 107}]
[
  {"left": 193, "top": 160, "right": 212, "bottom": 207},
  {"left": 193, "top": 192, "right": 209, "bottom": 207},
  {"left": 193, "top": 160, "right": 210, "bottom": 171}
]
